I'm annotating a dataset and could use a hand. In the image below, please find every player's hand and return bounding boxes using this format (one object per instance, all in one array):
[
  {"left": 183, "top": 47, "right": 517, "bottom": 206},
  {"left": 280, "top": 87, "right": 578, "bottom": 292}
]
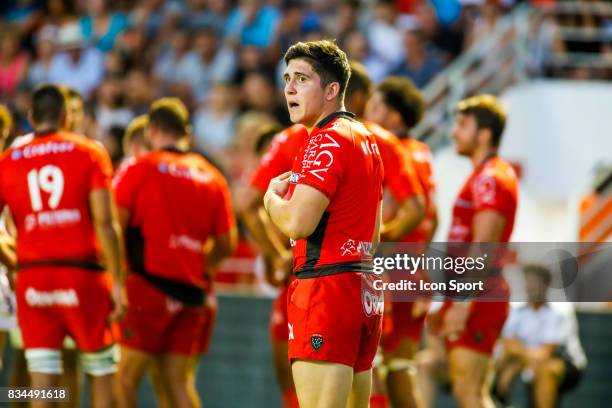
[
  {"left": 267, "top": 171, "right": 292, "bottom": 198},
  {"left": 441, "top": 302, "right": 470, "bottom": 339},
  {"left": 264, "top": 250, "right": 292, "bottom": 287},
  {"left": 412, "top": 300, "right": 431, "bottom": 318},
  {"left": 109, "top": 284, "right": 127, "bottom": 322}
]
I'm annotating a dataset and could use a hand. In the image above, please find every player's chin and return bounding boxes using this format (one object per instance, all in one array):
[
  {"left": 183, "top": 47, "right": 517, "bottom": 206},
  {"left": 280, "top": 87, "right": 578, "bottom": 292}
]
[{"left": 288, "top": 110, "right": 304, "bottom": 124}]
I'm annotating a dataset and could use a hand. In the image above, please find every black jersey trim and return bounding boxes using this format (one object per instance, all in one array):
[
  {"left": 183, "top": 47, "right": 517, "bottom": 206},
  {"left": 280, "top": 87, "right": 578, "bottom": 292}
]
[
  {"left": 126, "top": 226, "right": 206, "bottom": 306},
  {"left": 315, "top": 111, "right": 355, "bottom": 129},
  {"left": 295, "top": 261, "right": 374, "bottom": 279}
]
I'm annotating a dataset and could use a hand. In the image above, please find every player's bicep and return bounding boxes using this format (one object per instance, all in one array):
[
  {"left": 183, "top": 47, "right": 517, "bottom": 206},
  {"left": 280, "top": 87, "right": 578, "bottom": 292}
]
[
  {"left": 471, "top": 209, "right": 506, "bottom": 242},
  {"left": 288, "top": 184, "right": 330, "bottom": 238}
]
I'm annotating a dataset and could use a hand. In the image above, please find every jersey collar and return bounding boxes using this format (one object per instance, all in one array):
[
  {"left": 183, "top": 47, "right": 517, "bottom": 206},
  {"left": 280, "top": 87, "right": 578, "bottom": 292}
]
[
  {"left": 315, "top": 111, "right": 355, "bottom": 130},
  {"left": 161, "top": 146, "right": 188, "bottom": 154},
  {"left": 34, "top": 128, "right": 60, "bottom": 138}
]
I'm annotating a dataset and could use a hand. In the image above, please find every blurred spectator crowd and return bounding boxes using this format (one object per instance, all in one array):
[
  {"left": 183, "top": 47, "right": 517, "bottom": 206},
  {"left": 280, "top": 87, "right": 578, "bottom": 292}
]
[
  {"left": 0, "top": 0, "right": 526, "bottom": 170},
  {"left": 0, "top": 0, "right": 609, "bottom": 175}
]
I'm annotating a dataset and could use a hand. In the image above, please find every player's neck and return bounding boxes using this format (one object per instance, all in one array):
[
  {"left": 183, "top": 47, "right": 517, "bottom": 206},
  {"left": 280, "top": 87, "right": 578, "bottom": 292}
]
[
  {"left": 33, "top": 123, "right": 60, "bottom": 136},
  {"left": 307, "top": 102, "right": 345, "bottom": 134},
  {"left": 470, "top": 146, "right": 497, "bottom": 169}
]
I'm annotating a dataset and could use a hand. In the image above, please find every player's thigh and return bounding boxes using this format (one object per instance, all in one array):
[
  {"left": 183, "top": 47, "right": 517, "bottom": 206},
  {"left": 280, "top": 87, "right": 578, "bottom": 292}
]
[
  {"left": 348, "top": 369, "right": 372, "bottom": 408},
  {"left": 292, "top": 359, "right": 353, "bottom": 408},
  {"left": 117, "top": 346, "right": 151, "bottom": 385},
  {"left": 383, "top": 336, "right": 419, "bottom": 368},
  {"left": 449, "top": 347, "right": 491, "bottom": 390},
  {"left": 159, "top": 353, "right": 199, "bottom": 392}
]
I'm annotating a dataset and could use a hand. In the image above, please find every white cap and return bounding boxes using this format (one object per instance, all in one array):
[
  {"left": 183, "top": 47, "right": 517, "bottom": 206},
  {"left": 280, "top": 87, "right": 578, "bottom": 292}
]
[{"left": 55, "top": 23, "right": 86, "bottom": 50}]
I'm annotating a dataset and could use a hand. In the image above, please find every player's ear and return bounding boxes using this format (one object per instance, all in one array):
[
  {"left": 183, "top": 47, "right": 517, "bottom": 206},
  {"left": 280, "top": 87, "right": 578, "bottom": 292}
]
[
  {"left": 478, "top": 127, "right": 493, "bottom": 148},
  {"left": 326, "top": 82, "right": 341, "bottom": 102},
  {"left": 59, "top": 108, "right": 68, "bottom": 130}
]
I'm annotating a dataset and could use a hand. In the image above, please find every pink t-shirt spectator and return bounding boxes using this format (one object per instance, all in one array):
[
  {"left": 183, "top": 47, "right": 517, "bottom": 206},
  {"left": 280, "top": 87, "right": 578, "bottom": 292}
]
[{"left": 0, "top": 53, "right": 28, "bottom": 95}]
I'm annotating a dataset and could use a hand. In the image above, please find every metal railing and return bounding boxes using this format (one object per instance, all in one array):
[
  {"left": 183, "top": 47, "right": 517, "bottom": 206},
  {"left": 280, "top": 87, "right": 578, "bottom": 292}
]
[{"left": 414, "top": 1, "right": 612, "bottom": 149}]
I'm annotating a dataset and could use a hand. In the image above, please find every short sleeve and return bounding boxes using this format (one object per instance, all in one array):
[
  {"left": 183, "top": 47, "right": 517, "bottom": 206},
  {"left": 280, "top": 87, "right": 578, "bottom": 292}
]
[
  {"left": 112, "top": 159, "right": 143, "bottom": 211},
  {"left": 539, "top": 311, "right": 569, "bottom": 346},
  {"left": 297, "top": 130, "right": 347, "bottom": 199},
  {"left": 89, "top": 145, "right": 113, "bottom": 190},
  {"left": 250, "top": 132, "right": 292, "bottom": 193},
  {"left": 471, "top": 172, "right": 509, "bottom": 213},
  {"left": 502, "top": 307, "right": 519, "bottom": 339},
  {"left": 380, "top": 140, "right": 423, "bottom": 202},
  {"left": 212, "top": 172, "right": 236, "bottom": 235}
]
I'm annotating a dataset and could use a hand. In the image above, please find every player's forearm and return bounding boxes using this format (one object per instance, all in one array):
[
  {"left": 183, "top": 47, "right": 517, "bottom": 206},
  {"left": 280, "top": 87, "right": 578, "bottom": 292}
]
[
  {"left": 241, "top": 206, "right": 287, "bottom": 259},
  {"left": 95, "top": 220, "right": 125, "bottom": 285},
  {"left": 264, "top": 191, "right": 303, "bottom": 240},
  {"left": 205, "top": 227, "right": 238, "bottom": 269},
  {"left": 381, "top": 195, "right": 425, "bottom": 241},
  {"left": 0, "top": 224, "right": 16, "bottom": 271}
]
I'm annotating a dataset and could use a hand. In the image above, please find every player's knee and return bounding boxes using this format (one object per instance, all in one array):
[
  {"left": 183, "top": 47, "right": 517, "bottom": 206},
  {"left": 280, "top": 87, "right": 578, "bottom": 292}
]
[
  {"left": 386, "top": 357, "right": 416, "bottom": 374},
  {"left": 534, "top": 359, "right": 562, "bottom": 380},
  {"left": 25, "top": 348, "right": 63, "bottom": 375},
  {"left": 80, "top": 345, "right": 119, "bottom": 377}
]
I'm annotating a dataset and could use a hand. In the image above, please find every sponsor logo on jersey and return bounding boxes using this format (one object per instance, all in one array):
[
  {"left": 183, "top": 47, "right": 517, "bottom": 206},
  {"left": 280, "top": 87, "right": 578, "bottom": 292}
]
[
  {"left": 301, "top": 133, "right": 340, "bottom": 182},
  {"left": 310, "top": 334, "right": 323, "bottom": 350},
  {"left": 16, "top": 142, "right": 75, "bottom": 160},
  {"left": 288, "top": 323, "right": 294, "bottom": 340},
  {"left": 169, "top": 234, "right": 203, "bottom": 253},
  {"left": 362, "top": 290, "right": 384, "bottom": 317},
  {"left": 158, "top": 162, "right": 212, "bottom": 183},
  {"left": 25, "top": 288, "right": 79, "bottom": 307}
]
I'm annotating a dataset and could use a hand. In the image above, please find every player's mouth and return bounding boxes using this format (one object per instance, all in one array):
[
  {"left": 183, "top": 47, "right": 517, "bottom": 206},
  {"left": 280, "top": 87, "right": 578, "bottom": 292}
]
[{"left": 288, "top": 101, "right": 300, "bottom": 110}]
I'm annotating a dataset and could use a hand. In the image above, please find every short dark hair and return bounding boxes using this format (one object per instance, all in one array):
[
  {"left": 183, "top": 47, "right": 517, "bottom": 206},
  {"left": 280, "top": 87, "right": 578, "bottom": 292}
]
[
  {"left": 523, "top": 264, "right": 552, "bottom": 286},
  {"left": 456, "top": 94, "right": 506, "bottom": 147},
  {"left": 255, "top": 123, "right": 283, "bottom": 155},
  {"left": 346, "top": 60, "right": 372, "bottom": 99},
  {"left": 149, "top": 97, "right": 189, "bottom": 137},
  {"left": 284, "top": 40, "right": 351, "bottom": 101},
  {"left": 31, "top": 84, "right": 66, "bottom": 125},
  {"left": 377, "top": 76, "right": 424, "bottom": 129}
]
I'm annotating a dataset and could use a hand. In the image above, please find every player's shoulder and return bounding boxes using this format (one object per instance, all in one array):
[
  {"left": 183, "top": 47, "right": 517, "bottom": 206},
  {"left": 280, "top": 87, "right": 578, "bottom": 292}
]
[
  {"left": 318, "top": 115, "right": 369, "bottom": 146},
  {"left": 285, "top": 124, "right": 309, "bottom": 141},
  {"left": 364, "top": 121, "right": 401, "bottom": 148},
  {"left": 405, "top": 138, "right": 431, "bottom": 154},
  {"left": 482, "top": 157, "right": 518, "bottom": 183}
]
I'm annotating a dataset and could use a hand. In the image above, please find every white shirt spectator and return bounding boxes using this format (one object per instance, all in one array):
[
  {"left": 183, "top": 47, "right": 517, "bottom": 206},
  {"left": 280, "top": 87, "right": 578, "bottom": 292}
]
[
  {"left": 503, "top": 303, "right": 587, "bottom": 370},
  {"left": 48, "top": 48, "right": 104, "bottom": 99},
  {"left": 176, "top": 47, "right": 236, "bottom": 103}
]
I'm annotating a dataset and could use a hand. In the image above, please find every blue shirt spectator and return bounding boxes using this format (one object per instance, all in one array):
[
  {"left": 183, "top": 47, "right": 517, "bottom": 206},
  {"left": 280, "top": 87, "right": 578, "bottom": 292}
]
[
  {"left": 80, "top": 12, "right": 129, "bottom": 52},
  {"left": 225, "top": 2, "right": 281, "bottom": 48}
]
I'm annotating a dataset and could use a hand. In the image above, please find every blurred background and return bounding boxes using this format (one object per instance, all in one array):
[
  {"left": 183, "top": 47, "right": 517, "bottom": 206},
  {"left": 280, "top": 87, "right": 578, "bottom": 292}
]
[{"left": 0, "top": 0, "right": 610, "bottom": 407}]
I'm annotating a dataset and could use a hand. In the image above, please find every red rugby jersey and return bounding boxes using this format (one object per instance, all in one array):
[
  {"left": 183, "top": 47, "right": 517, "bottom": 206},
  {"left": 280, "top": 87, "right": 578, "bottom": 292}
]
[
  {"left": 365, "top": 121, "right": 423, "bottom": 205},
  {"left": 448, "top": 156, "right": 518, "bottom": 243},
  {"left": 113, "top": 148, "right": 235, "bottom": 289},
  {"left": 288, "top": 112, "right": 384, "bottom": 275},
  {"left": 250, "top": 124, "right": 308, "bottom": 193},
  {"left": 0, "top": 131, "right": 112, "bottom": 266},
  {"left": 401, "top": 138, "right": 437, "bottom": 242}
]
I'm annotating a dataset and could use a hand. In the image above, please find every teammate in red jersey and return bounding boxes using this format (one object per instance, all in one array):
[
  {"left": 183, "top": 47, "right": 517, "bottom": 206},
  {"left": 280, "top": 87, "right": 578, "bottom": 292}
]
[
  {"left": 114, "top": 98, "right": 237, "bottom": 408},
  {"left": 436, "top": 95, "right": 518, "bottom": 408},
  {"left": 0, "top": 84, "right": 125, "bottom": 408},
  {"left": 236, "top": 122, "right": 306, "bottom": 408},
  {"left": 264, "top": 40, "right": 384, "bottom": 407},
  {"left": 352, "top": 68, "right": 433, "bottom": 408}
]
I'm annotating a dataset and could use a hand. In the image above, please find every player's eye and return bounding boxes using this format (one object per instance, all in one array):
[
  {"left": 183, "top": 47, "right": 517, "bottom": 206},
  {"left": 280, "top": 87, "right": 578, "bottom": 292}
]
[{"left": 298, "top": 75, "right": 307, "bottom": 83}]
